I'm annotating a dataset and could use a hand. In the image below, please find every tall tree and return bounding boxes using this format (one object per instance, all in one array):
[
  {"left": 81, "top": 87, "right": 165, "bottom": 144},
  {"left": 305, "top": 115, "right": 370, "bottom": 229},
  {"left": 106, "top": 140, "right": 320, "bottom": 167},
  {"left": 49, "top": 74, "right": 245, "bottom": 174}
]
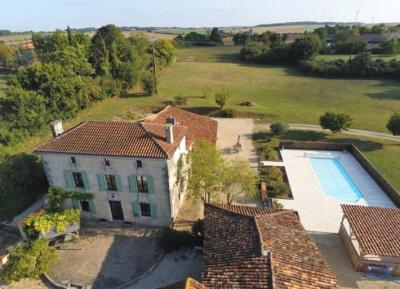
[
  {"left": 319, "top": 112, "right": 352, "bottom": 134},
  {"left": 209, "top": 27, "right": 223, "bottom": 44},
  {"left": 290, "top": 33, "right": 322, "bottom": 62}
]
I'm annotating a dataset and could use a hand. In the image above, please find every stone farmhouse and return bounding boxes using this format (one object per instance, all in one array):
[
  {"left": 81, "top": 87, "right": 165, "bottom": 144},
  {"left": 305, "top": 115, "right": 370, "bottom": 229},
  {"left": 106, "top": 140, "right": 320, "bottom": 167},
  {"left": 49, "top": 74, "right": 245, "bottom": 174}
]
[{"left": 35, "top": 106, "right": 218, "bottom": 227}]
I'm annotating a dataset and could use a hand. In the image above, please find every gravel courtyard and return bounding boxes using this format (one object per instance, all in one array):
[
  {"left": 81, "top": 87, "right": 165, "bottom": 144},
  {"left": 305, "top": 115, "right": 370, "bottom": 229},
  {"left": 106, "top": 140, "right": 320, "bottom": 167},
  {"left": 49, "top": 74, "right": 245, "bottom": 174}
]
[{"left": 47, "top": 225, "right": 163, "bottom": 289}]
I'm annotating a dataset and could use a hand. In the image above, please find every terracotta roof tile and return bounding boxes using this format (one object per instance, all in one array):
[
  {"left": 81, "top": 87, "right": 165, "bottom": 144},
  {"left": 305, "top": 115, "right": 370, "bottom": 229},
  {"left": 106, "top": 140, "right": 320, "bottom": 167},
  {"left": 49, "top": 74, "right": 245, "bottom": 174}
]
[
  {"left": 341, "top": 205, "right": 400, "bottom": 257},
  {"left": 203, "top": 203, "right": 338, "bottom": 289},
  {"left": 36, "top": 121, "right": 187, "bottom": 159},
  {"left": 147, "top": 106, "right": 218, "bottom": 148}
]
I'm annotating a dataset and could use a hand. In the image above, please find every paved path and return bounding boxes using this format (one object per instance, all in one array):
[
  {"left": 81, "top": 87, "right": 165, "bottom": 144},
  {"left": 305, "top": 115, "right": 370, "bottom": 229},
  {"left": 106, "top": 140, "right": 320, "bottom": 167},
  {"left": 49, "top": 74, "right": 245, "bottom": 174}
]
[
  {"left": 257, "top": 123, "right": 400, "bottom": 142},
  {"left": 127, "top": 249, "right": 202, "bottom": 289}
]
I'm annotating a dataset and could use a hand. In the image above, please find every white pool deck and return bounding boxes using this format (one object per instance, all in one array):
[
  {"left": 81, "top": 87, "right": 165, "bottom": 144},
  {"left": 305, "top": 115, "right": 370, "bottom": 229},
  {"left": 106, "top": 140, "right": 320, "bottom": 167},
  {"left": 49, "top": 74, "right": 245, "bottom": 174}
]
[{"left": 264, "top": 149, "right": 396, "bottom": 233}]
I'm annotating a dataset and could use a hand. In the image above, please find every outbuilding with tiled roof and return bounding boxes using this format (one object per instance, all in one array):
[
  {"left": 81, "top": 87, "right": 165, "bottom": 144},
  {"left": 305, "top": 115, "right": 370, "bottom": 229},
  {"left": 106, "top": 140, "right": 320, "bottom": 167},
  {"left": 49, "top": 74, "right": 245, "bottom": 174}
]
[{"left": 340, "top": 204, "right": 400, "bottom": 275}]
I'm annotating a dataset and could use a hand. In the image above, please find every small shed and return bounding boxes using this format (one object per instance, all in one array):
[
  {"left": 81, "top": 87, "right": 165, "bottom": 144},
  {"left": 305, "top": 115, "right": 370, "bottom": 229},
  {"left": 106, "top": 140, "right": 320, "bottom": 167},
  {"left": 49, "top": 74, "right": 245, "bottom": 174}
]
[{"left": 340, "top": 204, "right": 400, "bottom": 275}]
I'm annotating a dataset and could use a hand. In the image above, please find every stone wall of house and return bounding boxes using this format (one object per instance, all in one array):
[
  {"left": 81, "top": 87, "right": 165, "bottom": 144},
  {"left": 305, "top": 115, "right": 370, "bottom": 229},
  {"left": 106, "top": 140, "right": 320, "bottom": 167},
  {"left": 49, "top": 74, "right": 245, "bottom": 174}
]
[{"left": 39, "top": 140, "right": 187, "bottom": 227}]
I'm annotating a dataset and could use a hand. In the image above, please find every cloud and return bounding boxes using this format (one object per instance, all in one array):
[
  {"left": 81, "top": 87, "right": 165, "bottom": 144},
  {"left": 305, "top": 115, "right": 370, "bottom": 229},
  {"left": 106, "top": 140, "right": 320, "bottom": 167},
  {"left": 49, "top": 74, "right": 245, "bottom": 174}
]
[{"left": 212, "top": 3, "right": 233, "bottom": 12}]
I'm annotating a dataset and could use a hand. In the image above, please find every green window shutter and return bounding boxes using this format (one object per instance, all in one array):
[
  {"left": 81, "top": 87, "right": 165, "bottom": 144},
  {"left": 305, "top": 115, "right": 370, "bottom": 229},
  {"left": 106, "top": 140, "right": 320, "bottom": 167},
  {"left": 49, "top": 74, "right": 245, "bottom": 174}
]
[
  {"left": 150, "top": 203, "right": 158, "bottom": 219},
  {"left": 88, "top": 199, "right": 96, "bottom": 214},
  {"left": 115, "top": 175, "right": 122, "bottom": 192},
  {"left": 72, "top": 199, "right": 80, "bottom": 210},
  {"left": 97, "top": 174, "right": 107, "bottom": 191},
  {"left": 64, "top": 171, "right": 74, "bottom": 189},
  {"left": 147, "top": 176, "right": 154, "bottom": 194},
  {"left": 132, "top": 201, "right": 140, "bottom": 217},
  {"left": 128, "top": 176, "right": 138, "bottom": 193},
  {"left": 81, "top": 172, "right": 90, "bottom": 190}
]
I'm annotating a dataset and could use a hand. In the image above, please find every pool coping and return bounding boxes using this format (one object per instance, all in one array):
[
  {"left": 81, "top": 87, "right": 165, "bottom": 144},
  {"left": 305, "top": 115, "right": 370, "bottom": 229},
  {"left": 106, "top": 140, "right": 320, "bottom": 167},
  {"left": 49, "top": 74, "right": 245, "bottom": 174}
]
[{"left": 279, "top": 141, "right": 400, "bottom": 207}]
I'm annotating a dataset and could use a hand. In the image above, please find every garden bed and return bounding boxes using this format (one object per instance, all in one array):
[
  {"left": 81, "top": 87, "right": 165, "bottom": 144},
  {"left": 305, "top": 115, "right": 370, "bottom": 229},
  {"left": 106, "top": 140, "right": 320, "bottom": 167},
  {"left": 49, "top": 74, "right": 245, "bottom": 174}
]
[{"left": 259, "top": 166, "right": 292, "bottom": 199}]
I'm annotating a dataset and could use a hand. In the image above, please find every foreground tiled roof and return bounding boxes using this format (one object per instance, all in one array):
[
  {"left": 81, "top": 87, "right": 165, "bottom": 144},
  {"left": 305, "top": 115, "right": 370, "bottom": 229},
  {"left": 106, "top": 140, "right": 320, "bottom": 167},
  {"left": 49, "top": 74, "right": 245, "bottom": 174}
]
[
  {"left": 147, "top": 106, "right": 218, "bottom": 148},
  {"left": 36, "top": 121, "right": 187, "bottom": 158},
  {"left": 341, "top": 205, "right": 400, "bottom": 257},
  {"left": 203, "top": 203, "right": 338, "bottom": 289},
  {"left": 158, "top": 278, "right": 208, "bottom": 289}
]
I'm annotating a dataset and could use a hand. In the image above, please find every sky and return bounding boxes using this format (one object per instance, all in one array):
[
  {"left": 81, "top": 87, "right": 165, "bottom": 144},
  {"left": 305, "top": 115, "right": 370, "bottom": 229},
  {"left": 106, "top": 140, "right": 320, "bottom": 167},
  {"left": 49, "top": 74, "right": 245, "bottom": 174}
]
[{"left": 2, "top": 0, "right": 400, "bottom": 31}]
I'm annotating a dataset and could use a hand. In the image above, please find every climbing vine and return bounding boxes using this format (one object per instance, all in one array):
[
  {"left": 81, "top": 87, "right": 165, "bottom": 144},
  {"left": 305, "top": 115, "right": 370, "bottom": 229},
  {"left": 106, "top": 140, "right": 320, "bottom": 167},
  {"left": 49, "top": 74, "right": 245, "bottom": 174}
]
[
  {"left": 176, "top": 154, "right": 187, "bottom": 192},
  {"left": 23, "top": 187, "right": 93, "bottom": 239}
]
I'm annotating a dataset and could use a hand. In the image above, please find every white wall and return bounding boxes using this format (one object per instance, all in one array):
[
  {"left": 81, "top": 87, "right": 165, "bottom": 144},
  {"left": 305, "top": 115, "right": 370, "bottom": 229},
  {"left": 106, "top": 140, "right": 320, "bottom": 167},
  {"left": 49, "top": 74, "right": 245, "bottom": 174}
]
[{"left": 39, "top": 137, "right": 187, "bottom": 227}]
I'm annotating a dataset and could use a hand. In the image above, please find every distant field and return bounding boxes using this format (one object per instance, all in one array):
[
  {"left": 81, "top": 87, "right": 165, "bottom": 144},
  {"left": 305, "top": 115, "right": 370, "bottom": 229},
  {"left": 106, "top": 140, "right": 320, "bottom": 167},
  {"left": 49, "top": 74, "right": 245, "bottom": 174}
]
[
  {"left": 0, "top": 33, "right": 32, "bottom": 43},
  {"left": 164, "top": 46, "right": 400, "bottom": 133},
  {"left": 177, "top": 46, "right": 241, "bottom": 62},
  {"left": 317, "top": 54, "right": 400, "bottom": 61},
  {"left": 229, "top": 24, "right": 324, "bottom": 34},
  {"left": 154, "top": 28, "right": 209, "bottom": 35}
]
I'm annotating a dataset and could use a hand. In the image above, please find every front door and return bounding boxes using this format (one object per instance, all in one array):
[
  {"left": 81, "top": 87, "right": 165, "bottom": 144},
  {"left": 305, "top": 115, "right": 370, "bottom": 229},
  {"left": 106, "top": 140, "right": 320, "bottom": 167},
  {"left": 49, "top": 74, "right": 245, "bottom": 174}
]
[{"left": 109, "top": 201, "right": 124, "bottom": 220}]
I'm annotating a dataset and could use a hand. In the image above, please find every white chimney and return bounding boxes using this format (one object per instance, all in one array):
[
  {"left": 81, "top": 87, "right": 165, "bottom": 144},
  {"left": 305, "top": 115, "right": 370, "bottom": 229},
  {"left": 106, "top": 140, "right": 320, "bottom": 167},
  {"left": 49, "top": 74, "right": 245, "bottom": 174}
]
[
  {"left": 166, "top": 115, "right": 176, "bottom": 125},
  {"left": 165, "top": 124, "right": 174, "bottom": 144},
  {"left": 49, "top": 120, "right": 64, "bottom": 138}
]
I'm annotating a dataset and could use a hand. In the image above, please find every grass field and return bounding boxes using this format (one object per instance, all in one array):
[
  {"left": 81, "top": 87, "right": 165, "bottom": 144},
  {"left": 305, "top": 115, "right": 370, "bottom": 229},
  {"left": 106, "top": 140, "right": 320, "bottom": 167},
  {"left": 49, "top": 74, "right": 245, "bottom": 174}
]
[
  {"left": 317, "top": 54, "right": 400, "bottom": 61},
  {"left": 161, "top": 47, "right": 400, "bottom": 133}
]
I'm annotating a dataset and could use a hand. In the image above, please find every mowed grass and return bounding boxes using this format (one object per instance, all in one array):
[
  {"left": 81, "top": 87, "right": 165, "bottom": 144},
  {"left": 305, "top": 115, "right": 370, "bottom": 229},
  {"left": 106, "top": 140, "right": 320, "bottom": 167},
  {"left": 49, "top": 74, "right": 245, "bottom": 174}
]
[
  {"left": 160, "top": 47, "right": 400, "bottom": 132},
  {"left": 177, "top": 46, "right": 241, "bottom": 62}
]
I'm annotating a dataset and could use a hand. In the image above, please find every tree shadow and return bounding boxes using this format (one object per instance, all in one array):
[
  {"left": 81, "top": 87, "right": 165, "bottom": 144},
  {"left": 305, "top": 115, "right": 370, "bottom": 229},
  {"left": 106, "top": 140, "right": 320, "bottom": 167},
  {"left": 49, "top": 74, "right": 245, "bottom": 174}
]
[
  {"left": 184, "top": 106, "right": 220, "bottom": 116},
  {"left": 365, "top": 81, "right": 400, "bottom": 100},
  {"left": 120, "top": 92, "right": 151, "bottom": 98},
  {"left": 281, "top": 130, "right": 328, "bottom": 142},
  {"left": 331, "top": 138, "right": 383, "bottom": 152}
]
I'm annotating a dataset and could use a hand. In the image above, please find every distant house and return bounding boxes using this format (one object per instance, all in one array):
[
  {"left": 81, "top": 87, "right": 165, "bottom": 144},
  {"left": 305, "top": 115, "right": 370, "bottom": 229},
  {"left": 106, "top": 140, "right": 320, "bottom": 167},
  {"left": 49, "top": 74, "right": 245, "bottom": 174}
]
[
  {"left": 360, "top": 33, "right": 385, "bottom": 49},
  {"left": 35, "top": 107, "right": 218, "bottom": 227},
  {"left": 340, "top": 205, "right": 400, "bottom": 275},
  {"left": 160, "top": 203, "right": 339, "bottom": 289}
]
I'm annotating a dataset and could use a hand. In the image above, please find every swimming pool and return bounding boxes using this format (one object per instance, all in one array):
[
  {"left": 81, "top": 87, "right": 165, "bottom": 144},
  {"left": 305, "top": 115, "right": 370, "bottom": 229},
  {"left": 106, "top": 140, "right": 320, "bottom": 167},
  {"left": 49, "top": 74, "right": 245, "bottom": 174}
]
[{"left": 308, "top": 156, "right": 364, "bottom": 203}]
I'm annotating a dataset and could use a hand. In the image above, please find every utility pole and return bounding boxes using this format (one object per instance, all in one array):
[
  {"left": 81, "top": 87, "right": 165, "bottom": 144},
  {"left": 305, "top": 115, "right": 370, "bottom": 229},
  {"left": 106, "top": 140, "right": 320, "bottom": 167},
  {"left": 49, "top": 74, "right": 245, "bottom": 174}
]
[
  {"left": 148, "top": 37, "right": 158, "bottom": 94},
  {"left": 349, "top": 9, "right": 360, "bottom": 61}
]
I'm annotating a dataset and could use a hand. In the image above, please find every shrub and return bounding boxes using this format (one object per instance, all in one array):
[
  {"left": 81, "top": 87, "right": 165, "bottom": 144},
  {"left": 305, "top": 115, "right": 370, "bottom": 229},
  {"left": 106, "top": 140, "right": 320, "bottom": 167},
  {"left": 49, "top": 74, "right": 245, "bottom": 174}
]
[
  {"left": 270, "top": 122, "right": 289, "bottom": 135},
  {"left": 160, "top": 228, "right": 202, "bottom": 252},
  {"left": 174, "top": 95, "right": 188, "bottom": 105},
  {"left": 387, "top": 112, "right": 400, "bottom": 136},
  {"left": 215, "top": 90, "right": 230, "bottom": 109},
  {"left": 142, "top": 72, "right": 155, "bottom": 95},
  {"left": 221, "top": 108, "right": 235, "bottom": 118},
  {"left": 319, "top": 112, "right": 352, "bottom": 133},
  {"left": 0, "top": 239, "right": 57, "bottom": 284}
]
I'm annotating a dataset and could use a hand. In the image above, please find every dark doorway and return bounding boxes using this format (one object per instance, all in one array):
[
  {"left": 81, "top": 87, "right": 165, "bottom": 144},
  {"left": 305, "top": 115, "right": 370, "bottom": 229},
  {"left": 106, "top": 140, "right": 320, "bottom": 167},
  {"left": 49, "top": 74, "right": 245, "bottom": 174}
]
[{"left": 109, "top": 201, "right": 124, "bottom": 220}]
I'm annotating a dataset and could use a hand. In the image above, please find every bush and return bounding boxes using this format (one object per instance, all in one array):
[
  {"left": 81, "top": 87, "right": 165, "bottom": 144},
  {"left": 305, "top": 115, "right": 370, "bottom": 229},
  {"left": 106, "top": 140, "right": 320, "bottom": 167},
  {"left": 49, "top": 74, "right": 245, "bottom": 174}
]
[
  {"left": 319, "top": 111, "right": 352, "bottom": 133},
  {"left": 142, "top": 72, "right": 156, "bottom": 95},
  {"left": 0, "top": 239, "right": 57, "bottom": 284},
  {"left": 215, "top": 90, "right": 230, "bottom": 109},
  {"left": 387, "top": 112, "right": 400, "bottom": 136},
  {"left": 174, "top": 95, "right": 188, "bottom": 105},
  {"left": 221, "top": 108, "right": 235, "bottom": 118},
  {"left": 270, "top": 122, "right": 289, "bottom": 135},
  {"left": 160, "top": 228, "right": 202, "bottom": 252}
]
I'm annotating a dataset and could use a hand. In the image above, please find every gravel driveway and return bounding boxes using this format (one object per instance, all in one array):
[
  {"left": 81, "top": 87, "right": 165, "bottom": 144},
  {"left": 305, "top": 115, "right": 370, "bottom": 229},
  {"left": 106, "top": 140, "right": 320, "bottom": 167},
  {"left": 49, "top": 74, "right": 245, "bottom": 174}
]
[{"left": 48, "top": 225, "right": 163, "bottom": 289}]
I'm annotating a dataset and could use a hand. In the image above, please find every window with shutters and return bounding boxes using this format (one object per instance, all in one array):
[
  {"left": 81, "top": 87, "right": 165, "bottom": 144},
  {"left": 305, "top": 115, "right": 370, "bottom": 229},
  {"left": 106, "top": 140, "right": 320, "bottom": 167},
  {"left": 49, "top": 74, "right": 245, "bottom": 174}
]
[
  {"left": 136, "top": 160, "right": 143, "bottom": 168},
  {"left": 105, "top": 175, "right": 117, "bottom": 191},
  {"left": 80, "top": 200, "right": 91, "bottom": 212},
  {"left": 104, "top": 159, "right": 111, "bottom": 166},
  {"left": 140, "top": 202, "right": 151, "bottom": 217},
  {"left": 136, "top": 176, "right": 148, "bottom": 193},
  {"left": 72, "top": 172, "right": 84, "bottom": 188},
  {"left": 71, "top": 156, "right": 76, "bottom": 164}
]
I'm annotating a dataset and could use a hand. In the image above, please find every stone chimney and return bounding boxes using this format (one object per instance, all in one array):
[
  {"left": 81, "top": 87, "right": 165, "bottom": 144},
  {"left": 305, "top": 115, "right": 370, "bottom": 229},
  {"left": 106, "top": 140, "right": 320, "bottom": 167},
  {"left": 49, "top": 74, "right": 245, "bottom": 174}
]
[
  {"left": 165, "top": 124, "right": 174, "bottom": 144},
  {"left": 166, "top": 115, "right": 176, "bottom": 125},
  {"left": 49, "top": 120, "right": 64, "bottom": 138}
]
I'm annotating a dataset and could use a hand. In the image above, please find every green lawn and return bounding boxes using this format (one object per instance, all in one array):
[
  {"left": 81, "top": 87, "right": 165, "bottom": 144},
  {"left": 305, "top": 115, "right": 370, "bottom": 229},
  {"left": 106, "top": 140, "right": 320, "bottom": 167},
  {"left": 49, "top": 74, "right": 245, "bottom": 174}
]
[
  {"left": 177, "top": 46, "right": 241, "bottom": 62},
  {"left": 161, "top": 47, "right": 400, "bottom": 132},
  {"left": 317, "top": 54, "right": 400, "bottom": 61}
]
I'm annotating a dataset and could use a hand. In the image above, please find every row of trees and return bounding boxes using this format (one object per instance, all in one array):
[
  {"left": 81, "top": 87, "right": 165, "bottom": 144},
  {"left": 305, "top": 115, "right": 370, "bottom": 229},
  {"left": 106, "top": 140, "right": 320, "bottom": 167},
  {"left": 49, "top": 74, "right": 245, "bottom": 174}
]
[
  {"left": 301, "top": 52, "right": 400, "bottom": 78},
  {"left": 175, "top": 28, "right": 224, "bottom": 47},
  {"left": 0, "top": 25, "right": 176, "bottom": 146},
  {"left": 240, "top": 32, "right": 322, "bottom": 64}
]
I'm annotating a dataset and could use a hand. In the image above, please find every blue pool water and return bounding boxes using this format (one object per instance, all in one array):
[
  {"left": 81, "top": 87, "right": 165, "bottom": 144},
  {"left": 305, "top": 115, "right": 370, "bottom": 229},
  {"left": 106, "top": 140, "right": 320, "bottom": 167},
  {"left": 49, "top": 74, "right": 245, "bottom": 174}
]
[{"left": 308, "top": 156, "right": 364, "bottom": 203}]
